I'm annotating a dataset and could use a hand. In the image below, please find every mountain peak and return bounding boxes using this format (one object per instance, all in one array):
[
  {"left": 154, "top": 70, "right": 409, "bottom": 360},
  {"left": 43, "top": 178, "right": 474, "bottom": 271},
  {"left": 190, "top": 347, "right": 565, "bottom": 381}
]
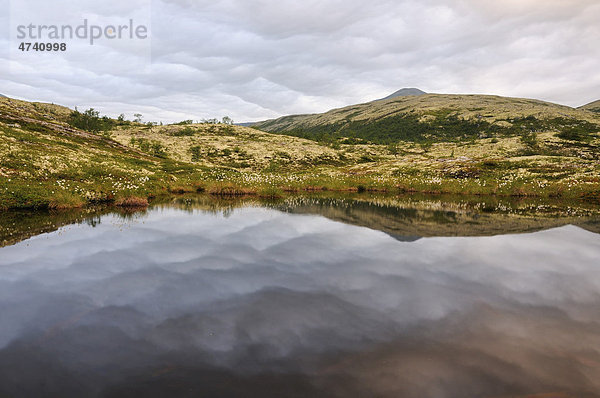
[{"left": 379, "top": 88, "right": 426, "bottom": 101}]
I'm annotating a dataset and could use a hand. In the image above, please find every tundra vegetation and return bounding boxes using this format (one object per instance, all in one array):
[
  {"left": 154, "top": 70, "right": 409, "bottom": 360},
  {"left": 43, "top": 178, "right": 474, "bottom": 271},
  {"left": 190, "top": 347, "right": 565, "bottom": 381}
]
[{"left": 0, "top": 94, "right": 599, "bottom": 210}]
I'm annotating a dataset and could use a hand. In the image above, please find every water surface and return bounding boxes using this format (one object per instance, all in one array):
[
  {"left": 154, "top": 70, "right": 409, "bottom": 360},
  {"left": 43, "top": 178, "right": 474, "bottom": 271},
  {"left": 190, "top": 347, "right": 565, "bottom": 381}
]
[{"left": 1, "top": 200, "right": 599, "bottom": 397}]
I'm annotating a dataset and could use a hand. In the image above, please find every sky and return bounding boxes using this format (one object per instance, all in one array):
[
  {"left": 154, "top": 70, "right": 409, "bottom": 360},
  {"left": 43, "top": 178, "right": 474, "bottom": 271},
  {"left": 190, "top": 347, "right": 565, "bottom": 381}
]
[{"left": 1, "top": 0, "right": 599, "bottom": 123}]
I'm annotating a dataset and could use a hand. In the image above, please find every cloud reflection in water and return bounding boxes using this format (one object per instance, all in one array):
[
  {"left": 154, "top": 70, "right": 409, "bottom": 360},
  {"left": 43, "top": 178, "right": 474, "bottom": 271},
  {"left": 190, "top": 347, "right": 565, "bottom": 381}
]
[{"left": 0, "top": 207, "right": 599, "bottom": 397}]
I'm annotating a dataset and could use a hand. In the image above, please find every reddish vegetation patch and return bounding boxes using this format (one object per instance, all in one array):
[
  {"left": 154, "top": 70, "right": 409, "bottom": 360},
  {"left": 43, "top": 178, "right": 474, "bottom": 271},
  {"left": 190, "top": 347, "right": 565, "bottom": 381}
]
[{"left": 115, "top": 196, "right": 149, "bottom": 207}]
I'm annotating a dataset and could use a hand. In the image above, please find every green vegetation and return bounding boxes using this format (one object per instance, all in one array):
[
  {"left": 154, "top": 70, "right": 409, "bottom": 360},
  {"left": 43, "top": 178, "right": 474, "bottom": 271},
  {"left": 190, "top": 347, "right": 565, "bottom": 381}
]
[
  {"left": 169, "top": 126, "right": 197, "bottom": 136},
  {"left": 68, "top": 108, "right": 116, "bottom": 133},
  {"left": 580, "top": 99, "right": 600, "bottom": 114},
  {"left": 1, "top": 95, "right": 600, "bottom": 211},
  {"left": 129, "top": 137, "right": 168, "bottom": 158},
  {"left": 257, "top": 112, "right": 599, "bottom": 145}
]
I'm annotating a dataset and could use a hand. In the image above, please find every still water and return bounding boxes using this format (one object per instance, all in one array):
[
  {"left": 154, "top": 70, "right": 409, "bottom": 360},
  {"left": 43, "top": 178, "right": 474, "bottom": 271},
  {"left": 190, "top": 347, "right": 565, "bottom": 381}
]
[{"left": 0, "top": 198, "right": 599, "bottom": 397}]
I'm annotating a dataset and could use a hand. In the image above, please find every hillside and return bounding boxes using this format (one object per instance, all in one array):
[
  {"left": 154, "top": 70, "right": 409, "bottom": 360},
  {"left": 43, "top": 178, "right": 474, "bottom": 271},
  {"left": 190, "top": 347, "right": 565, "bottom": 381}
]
[
  {"left": 1, "top": 95, "right": 600, "bottom": 210},
  {"left": 580, "top": 100, "right": 600, "bottom": 113},
  {"left": 253, "top": 94, "right": 600, "bottom": 144},
  {"left": 0, "top": 97, "right": 175, "bottom": 209}
]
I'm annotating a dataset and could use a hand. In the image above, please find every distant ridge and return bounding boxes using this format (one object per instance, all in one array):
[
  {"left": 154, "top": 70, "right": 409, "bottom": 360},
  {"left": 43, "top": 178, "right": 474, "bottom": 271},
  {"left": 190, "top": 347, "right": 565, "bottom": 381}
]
[
  {"left": 0, "top": 94, "right": 7, "bottom": 98},
  {"left": 580, "top": 100, "right": 600, "bottom": 113},
  {"left": 253, "top": 93, "right": 600, "bottom": 145},
  {"left": 378, "top": 88, "right": 426, "bottom": 101}
]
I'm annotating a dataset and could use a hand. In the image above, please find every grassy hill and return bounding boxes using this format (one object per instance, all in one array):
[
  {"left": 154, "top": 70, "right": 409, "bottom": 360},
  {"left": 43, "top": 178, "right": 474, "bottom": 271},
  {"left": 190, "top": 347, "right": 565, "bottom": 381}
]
[
  {"left": 0, "top": 97, "right": 178, "bottom": 209},
  {"left": 1, "top": 95, "right": 600, "bottom": 210},
  {"left": 254, "top": 94, "right": 600, "bottom": 144},
  {"left": 580, "top": 100, "right": 600, "bottom": 113}
]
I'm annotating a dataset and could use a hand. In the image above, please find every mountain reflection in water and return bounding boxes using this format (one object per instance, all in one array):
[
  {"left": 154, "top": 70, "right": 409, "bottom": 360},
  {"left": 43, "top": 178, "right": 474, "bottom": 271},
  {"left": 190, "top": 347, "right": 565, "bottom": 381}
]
[{"left": 0, "top": 203, "right": 599, "bottom": 398}]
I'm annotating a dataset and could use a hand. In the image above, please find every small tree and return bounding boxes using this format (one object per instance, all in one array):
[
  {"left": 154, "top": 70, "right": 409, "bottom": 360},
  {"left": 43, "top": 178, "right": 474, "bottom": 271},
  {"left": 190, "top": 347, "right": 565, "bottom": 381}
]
[
  {"left": 222, "top": 116, "right": 234, "bottom": 125},
  {"left": 133, "top": 113, "right": 143, "bottom": 123},
  {"left": 68, "top": 108, "right": 114, "bottom": 132}
]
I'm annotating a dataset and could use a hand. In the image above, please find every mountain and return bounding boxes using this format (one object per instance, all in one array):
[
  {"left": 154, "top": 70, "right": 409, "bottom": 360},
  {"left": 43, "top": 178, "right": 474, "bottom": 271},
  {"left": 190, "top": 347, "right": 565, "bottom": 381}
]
[
  {"left": 0, "top": 94, "right": 6, "bottom": 98},
  {"left": 379, "top": 88, "right": 426, "bottom": 100},
  {"left": 253, "top": 94, "right": 600, "bottom": 144},
  {"left": 580, "top": 100, "right": 600, "bottom": 113}
]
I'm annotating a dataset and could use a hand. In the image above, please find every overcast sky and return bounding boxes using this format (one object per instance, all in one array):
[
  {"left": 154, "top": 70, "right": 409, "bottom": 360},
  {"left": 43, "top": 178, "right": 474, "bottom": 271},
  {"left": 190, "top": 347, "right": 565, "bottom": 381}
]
[{"left": 1, "top": 0, "right": 599, "bottom": 122}]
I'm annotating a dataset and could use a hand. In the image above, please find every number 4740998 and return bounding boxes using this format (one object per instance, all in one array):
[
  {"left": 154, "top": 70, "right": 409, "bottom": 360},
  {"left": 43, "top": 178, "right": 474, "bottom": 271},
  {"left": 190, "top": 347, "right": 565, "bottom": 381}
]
[{"left": 18, "top": 42, "right": 67, "bottom": 51}]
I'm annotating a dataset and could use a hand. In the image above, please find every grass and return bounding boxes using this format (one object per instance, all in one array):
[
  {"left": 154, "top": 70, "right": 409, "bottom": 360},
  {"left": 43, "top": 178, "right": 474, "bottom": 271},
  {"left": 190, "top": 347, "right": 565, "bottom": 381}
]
[
  {"left": 1, "top": 95, "right": 600, "bottom": 211},
  {"left": 49, "top": 191, "right": 84, "bottom": 209}
]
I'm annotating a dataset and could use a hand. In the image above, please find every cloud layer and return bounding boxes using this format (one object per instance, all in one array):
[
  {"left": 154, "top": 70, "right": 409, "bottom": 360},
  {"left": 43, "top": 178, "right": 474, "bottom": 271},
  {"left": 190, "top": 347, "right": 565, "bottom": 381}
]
[{"left": 1, "top": 0, "right": 599, "bottom": 122}]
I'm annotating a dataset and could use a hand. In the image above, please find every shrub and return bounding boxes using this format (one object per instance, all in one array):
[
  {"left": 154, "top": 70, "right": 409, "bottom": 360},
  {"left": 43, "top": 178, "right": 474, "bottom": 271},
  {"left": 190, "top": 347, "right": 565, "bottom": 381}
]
[
  {"left": 150, "top": 142, "right": 168, "bottom": 158},
  {"left": 189, "top": 146, "right": 202, "bottom": 162},
  {"left": 169, "top": 127, "right": 196, "bottom": 136},
  {"left": 68, "top": 108, "right": 115, "bottom": 132}
]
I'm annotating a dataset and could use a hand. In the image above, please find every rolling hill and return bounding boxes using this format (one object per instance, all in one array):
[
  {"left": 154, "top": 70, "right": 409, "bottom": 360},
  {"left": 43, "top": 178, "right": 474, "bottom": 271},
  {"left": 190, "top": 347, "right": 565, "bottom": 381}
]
[
  {"left": 253, "top": 94, "right": 600, "bottom": 144},
  {"left": 580, "top": 100, "right": 600, "bottom": 113},
  {"left": 1, "top": 93, "right": 600, "bottom": 210}
]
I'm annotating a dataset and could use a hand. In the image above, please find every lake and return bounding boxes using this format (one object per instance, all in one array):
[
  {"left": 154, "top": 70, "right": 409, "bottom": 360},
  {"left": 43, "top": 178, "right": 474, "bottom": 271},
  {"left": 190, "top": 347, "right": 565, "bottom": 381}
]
[{"left": 0, "top": 195, "right": 599, "bottom": 398}]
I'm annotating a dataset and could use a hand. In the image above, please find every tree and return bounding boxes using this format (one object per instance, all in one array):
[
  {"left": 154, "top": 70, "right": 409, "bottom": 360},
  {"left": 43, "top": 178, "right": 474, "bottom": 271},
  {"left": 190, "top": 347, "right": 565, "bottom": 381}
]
[
  {"left": 68, "top": 108, "right": 114, "bottom": 132},
  {"left": 133, "top": 113, "right": 143, "bottom": 123},
  {"left": 222, "top": 116, "right": 234, "bottom": 125}
]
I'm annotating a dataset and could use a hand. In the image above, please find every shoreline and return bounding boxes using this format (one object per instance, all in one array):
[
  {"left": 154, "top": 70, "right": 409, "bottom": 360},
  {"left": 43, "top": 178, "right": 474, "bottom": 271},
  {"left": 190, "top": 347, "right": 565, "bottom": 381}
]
[{"left": 1, "top": 179, "right": 599, "bottom": 212}]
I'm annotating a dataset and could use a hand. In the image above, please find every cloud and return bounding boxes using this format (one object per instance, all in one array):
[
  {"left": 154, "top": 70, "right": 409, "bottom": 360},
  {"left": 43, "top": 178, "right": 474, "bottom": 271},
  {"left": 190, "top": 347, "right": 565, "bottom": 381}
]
[{"left": 1, "top": 0, "right": 599, "bottom": 122}]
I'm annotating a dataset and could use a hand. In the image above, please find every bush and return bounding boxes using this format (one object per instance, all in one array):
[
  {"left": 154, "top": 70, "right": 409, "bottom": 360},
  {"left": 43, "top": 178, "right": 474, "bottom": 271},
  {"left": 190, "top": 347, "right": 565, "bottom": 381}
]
[
  {"left": 169, "top": 127, "right": 196, "bottom": 137},
  {"left": 189, "top": 145, "right": 202, "bottom": 162},
  {"left": 150, "top": 142, "right": 168, "bottom": 158},
  {"left": 68, "top": 108, "right": 115, "bottom": 132},
  {"left": 130, "top": 137, "right": 168, "bottom": 158}
]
